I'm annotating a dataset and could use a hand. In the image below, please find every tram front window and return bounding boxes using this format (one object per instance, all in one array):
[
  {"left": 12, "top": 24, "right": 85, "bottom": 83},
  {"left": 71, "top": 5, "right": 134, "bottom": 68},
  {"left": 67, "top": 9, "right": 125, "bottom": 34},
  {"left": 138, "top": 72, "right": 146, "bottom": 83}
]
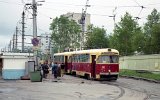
[{"left": 97, "top": 55, "right": 119, "bottom": 63}]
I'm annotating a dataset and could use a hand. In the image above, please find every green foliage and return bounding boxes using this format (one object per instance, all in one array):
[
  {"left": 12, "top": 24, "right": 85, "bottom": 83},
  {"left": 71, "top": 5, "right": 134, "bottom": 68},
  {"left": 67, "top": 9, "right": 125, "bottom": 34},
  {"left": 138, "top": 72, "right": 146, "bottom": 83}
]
[
  {"left": 12, "top": 48, "right": 21, "bottom": 53},
  {"left": 120, "top": 69, "right": 160, "bottom": 81},
  {"left": 41, "top": 54, "right": 49, "bottom": 61},
  {"left": 85, "top": 25, "right": 109, "bottom": 49},
  {"left": 109, "top": 12, "right": 143, "bottom": 56},
  {"left": 50, "top": 16, "right": 81, "bottom": 52},
  {"left": 143, "top": 9, "right": 160, "bottom": 54}
]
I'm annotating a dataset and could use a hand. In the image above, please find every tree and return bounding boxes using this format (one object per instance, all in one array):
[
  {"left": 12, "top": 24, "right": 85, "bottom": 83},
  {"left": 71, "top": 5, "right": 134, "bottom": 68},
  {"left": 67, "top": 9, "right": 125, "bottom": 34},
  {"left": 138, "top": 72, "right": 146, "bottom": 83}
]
[
  {"left": 109, "top": 12, "right": 143, "bottom": 56},
  {"left": 50, "top": 16, "right": 81, "bottom": 52},
  {"left": 143, "top": 9, "right": 160, "bottom": 54},
  {"left": 85, "top": 25, "right": 109, "bottom": 49}
]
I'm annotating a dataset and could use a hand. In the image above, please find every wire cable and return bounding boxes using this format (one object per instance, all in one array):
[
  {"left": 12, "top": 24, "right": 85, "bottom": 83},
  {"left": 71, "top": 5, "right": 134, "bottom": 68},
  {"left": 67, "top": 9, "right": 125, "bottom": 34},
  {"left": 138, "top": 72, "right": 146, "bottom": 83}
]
[{"left": 0, "top": 0, "right": 22, "bottom": 5}]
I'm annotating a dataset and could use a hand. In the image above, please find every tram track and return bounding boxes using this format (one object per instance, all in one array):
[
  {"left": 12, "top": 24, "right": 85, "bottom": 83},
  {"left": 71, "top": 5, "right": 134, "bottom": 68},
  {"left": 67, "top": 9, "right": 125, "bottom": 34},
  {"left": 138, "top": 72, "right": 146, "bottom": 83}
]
[
  {"left": 113, "top": 86, "right": 125, "bottom": 100},
  {"left": 143, "top": 89, "right": 151, "bottom": 100},
  {"left": 100, "top": 81, "right": 125, "bottom": 100},
  {"left": 100, "top": 81, "right": 151, "bottom": 100}
]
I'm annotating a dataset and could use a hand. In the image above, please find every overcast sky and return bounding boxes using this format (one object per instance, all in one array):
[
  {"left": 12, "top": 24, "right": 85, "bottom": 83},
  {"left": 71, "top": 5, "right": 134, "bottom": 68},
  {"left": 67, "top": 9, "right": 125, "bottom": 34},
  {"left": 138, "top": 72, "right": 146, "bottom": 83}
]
[{"left": 0, "top": 0, "right": 160, "bottom": 51}]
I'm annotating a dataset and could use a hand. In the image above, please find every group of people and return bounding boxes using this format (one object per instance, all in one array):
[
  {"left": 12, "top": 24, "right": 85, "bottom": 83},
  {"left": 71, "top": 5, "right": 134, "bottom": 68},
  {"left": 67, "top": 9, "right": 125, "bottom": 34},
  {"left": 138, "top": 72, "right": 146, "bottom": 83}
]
[
  {"left": 51, "top": 62, "right": 65, "bottom": 79},
  {"left": 40, "top": 61, "right": 65, "bottom": 79}
]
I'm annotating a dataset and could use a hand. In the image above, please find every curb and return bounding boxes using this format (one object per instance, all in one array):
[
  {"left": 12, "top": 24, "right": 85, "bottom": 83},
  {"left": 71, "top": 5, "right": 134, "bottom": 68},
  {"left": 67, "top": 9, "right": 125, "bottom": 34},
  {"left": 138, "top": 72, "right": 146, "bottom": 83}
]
[{"left": 120, "top": 75, "right": 160, "bottom": 84}]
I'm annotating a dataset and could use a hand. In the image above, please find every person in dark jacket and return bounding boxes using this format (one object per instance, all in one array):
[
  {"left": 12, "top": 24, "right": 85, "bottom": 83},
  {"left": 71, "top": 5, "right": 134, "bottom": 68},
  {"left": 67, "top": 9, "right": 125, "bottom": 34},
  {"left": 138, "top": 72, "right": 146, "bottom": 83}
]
[
  {"left": 42, "top": 61, "right": 49, "bottom": 78},
  {"left": 52, "top": 62, "right": 58, "bottom": 79},
  {"left": 57, "top": 64, "right": 61, "bottom": 77},
  {"left": 61, "top": 63, "right": 65, "bottom": 77}
]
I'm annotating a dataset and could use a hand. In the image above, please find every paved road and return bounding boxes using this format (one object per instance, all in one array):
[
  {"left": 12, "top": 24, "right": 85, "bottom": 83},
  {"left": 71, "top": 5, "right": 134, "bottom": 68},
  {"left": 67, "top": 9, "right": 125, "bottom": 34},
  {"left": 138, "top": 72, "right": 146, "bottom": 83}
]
[
  {"left": 102, "top": 77, "right": 160, "bottom": 100},
  {"left": 0, "top": 75, "right": 159, "bottom": 100}
]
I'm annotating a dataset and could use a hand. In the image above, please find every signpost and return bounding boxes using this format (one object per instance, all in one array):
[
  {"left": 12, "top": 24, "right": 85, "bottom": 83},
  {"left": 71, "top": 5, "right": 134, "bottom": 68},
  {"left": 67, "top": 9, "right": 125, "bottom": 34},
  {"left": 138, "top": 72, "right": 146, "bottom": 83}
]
[{"left": 32, "top": 38, "right": 39, "bottom": 46}]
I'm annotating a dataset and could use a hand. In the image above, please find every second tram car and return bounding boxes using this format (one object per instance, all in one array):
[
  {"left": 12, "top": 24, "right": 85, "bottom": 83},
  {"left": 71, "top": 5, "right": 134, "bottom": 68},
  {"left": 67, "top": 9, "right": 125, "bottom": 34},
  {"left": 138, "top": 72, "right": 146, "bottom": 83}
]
[{"left": 53, "top": 48, "right": 119, "bottom": 80}]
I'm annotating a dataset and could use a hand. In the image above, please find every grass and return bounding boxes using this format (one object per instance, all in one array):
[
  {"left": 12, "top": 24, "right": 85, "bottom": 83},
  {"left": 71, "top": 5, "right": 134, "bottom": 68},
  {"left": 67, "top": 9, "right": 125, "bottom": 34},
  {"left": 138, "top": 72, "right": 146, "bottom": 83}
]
[{"left": 119, "top": 69, "right": 160, "bottom": 81}]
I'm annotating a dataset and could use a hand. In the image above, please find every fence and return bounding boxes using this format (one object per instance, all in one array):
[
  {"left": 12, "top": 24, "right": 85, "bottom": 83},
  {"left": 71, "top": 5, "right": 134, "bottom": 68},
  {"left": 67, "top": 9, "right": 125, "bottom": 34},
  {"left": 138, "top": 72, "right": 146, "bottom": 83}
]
[{"left": 119, "top": 54, "right": 160, "bottom": 72}]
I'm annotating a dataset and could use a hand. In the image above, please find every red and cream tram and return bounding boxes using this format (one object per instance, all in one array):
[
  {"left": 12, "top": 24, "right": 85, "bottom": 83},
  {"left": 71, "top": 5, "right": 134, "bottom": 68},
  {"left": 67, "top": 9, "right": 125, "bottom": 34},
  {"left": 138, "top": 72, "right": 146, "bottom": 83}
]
[{"left": 54, "top": 48, "right": 119, "bottom": 80}]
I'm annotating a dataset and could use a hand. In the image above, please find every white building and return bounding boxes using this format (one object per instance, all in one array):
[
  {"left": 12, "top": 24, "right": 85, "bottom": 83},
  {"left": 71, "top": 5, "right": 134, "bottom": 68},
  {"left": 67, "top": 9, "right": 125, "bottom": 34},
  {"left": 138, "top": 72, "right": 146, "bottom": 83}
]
[
  {"left": 63, "top": 12, "right": 91, "bottom": 49},
  {"left": 0, "top": 53, "right": 33, "bottom": 79},
  {"left": 40, "top": 33, "right": 51, "bottom": 54},
  {"left": 63, "top": 12, "right": 91, "bottom": 32}
]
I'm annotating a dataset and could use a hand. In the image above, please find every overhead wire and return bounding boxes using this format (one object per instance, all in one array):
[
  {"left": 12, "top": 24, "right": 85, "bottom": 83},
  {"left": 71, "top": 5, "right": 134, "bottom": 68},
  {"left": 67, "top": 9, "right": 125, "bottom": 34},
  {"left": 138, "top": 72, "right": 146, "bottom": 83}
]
[
  {"left": 144, "top": 2, "right": 160, "bottom": 6},
  {"left": 43, "top": 1, "right": 141, "bottom": 8},
  {"left": 130, "top": 0, "right": 146, "bottom": 21},
  {"left": 0, "top": 0, "right": 22, "bottom": 5},
  {"left": 2, "top": 0, "right": 160, "bottom": 50}
]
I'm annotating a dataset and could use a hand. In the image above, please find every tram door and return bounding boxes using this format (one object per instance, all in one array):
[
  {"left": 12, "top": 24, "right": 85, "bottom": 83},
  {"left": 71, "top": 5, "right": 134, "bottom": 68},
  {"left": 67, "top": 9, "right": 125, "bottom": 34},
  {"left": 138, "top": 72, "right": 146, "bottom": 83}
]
[
  {"left": 91, "top": 55, "right": 96, "bottom": 78},
  {"left": 64, "top": 56, "right": 68, "bottom": 73},
  {"left": 0, "top": 58, "right": 2, "bottom": 76}
]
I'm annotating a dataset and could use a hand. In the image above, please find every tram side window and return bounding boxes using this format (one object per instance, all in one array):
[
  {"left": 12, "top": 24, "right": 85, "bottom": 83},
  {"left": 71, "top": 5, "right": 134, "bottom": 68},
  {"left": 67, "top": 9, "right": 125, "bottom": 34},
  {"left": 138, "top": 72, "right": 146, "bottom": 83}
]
[
  {"left": 54, "top": 56, "right": 58, "bottom": 62},
  {"left": 57, "top": 56, "right": 60, "bottom": 62},
  {"left": 60, "top": 56, "right": 64, "bottom": 62},
  {"left": 77, "top": 55, "right": 81, "bottom": 62},
  {"left": 79, "top": 54, "right": 90, "bottom": 62},
  {"left": 72, "top": 55, "right": 78, "bottom": 62},
  {"left": 72, "top": 54, "right": 90, "bottom": 63},
  {"left": 54, "top": 56, "right": 64, "bottom": 63},
  {"left": 72, "top": 55, "right": 75, "bottom": 62}
]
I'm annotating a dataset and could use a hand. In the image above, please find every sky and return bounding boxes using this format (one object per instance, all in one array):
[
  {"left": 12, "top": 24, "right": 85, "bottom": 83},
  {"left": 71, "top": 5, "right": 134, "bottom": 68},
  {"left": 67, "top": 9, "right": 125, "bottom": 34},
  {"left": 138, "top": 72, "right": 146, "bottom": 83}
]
[{"left": 0, "top": 0, "right": 160, "bottom": 51}]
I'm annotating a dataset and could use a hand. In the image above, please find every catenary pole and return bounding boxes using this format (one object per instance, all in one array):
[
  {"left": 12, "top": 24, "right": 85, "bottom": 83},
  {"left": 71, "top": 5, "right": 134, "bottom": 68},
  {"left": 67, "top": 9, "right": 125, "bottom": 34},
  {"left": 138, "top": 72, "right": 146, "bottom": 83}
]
[
  {"left": 15, "top": 27, "right": 18, "bottom": 50},
  {"left": 12, "top": 34, "right": 15, "bottom": 52},
  {"left": 32, "top": 0, "right": 37, "bottom": 38},
  {"left": 80, "top": 0, "right": 90, "bottom": 50},
  {"left": 22, "top": 11, "right": 25, "bottom": 52},
  {"left": 32, "top": 0, "right": 38, "bottom": 70}
]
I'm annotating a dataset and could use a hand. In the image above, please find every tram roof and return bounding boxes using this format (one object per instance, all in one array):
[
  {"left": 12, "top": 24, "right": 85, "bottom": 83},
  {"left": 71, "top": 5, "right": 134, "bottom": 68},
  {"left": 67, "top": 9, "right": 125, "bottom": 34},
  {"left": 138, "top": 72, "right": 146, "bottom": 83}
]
[
  {"left": 54, "top": 48, "right": 119, "bottom": 56},
  {"left": 73, "top": 48, "right": 119, "bottom": 54},
  {"left": 54, "top": 51, "right": 74, "bottom": 56}
]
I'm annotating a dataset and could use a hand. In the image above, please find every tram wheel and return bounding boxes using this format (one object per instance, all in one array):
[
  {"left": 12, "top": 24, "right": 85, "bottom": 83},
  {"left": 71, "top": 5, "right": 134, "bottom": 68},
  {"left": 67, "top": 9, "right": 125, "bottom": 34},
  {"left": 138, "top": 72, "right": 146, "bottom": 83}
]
[{"left": 85, "top": 74, "right": 90, "bottom": 80}]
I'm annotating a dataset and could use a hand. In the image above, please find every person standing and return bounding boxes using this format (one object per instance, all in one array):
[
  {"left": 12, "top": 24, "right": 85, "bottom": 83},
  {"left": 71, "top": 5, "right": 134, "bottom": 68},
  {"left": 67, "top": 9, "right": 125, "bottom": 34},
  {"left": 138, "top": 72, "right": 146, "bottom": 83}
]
[
  {"left": 61, "top": 63, "right": 65, "bottom": 77},
  {"left": 57, "top": 64, "right": 61, "bottom": 77},
  {"left": 42, "top": 61, "right": 49, "bottom": 78},
  {"left": 52, "top": 62, "right": 58, "bottom": 79}
]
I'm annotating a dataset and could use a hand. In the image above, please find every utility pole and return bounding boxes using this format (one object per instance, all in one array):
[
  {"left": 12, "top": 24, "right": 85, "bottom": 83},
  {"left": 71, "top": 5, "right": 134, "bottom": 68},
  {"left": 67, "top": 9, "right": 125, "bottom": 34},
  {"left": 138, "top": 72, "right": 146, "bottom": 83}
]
[
  {"left": 113, "top": 7, "right": 117, "bottom": 30},
  {"left": 15, "top": 27, "right": 18, "bottom": 50},
  {"left": 10, "top": 40, "right": 12, "bottom": 52},
  {"left": 22, "top": 11, "right": 25, "bottom": 52},
  {"left": 25, "top": 0, "right": 44, "bottom": 69},
  {"left": 4, "top": 47, "right": 6, "bottom": 52},
  {"left": 8, "top": 40, "right": 11, "bottom": 52},
  {"left": 79, "top": 0, "right": 90, "bottom": 50},
  {"left": 8, "top": 44, "right": 10, "bottom": 52},
  {"left": 32, "top": 0, "right": 37, "bottom": 38},
  {"left": 12, "top": 34, "right": 15, "bottom": 52},
  {"left": 32, "top": 0, "right": 38, "bottom": 69}
]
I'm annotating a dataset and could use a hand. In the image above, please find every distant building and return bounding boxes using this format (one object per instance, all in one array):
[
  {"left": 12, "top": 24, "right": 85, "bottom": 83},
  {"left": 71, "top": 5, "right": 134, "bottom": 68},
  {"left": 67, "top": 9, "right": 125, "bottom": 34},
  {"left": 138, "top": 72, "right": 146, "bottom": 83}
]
[
  {"left": 63, "top": 12, "right": 91, "bottom": 32},
  {"left": 40, "top": 33, "right": 51, "bottom": 54},
  {"left": 63, "top": 12, "right": 91, "bottom": 49}
]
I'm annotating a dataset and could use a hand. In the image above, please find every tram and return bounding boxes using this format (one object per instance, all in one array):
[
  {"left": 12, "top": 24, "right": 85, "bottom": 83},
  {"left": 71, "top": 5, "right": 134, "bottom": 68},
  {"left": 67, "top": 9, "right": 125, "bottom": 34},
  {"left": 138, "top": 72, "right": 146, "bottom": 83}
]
[
  {"left": 53, "top": 52, "right": 73, "bottom": 74},
  {"left": 54, "top": 48, "right": 119, "bottom": 80}
]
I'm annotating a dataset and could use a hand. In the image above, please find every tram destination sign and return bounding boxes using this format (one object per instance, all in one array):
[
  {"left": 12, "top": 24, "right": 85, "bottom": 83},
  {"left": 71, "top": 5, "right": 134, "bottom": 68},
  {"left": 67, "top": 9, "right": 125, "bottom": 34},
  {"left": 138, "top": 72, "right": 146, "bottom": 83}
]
[{"left": 101, "top": 52, "right": 118, "bottom": 55}]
